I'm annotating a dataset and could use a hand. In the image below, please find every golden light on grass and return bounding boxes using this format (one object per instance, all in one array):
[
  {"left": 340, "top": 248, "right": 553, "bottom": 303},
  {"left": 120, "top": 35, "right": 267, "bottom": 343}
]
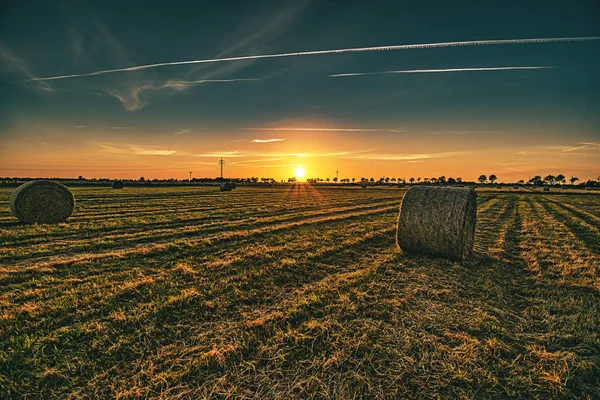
[{"left": 294, "top": 167, "right": 306, "bottom": 180}]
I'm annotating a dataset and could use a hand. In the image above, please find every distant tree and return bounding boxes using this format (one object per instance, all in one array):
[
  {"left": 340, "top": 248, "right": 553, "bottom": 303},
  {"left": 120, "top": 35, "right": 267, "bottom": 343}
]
[
  {"left": 417, "top": 177, "right": 421, "bottom": 183},
  {"left": 456, "top": 177, "right": 463, "bottom": 183},
  {"left": 424, "top": 178, "right": 430, "bottom": 183},
  {"left": 478, "top": 175, "right": 487, "bottom": 184},
  {"left": 333, "top": 177, "right": 338, "bottom": 183},
  {"left": 352, "top": 178, "right": 356, "bottom": 183},
  {"left": 570, "top": 176, "right": 579, "bottom": 185},
  {"left": 518, "top": 180, "right": 524, "bottom": 184},
  {"left": 370, "top": 177, "right": 375, "bottom": 183},
  {"left": 326, "top": 178, "right": 330, "bottom": 182},
  {"left": 78, "top": 175, "right": 84, "bottom": 180},
  {"left": 448, "top": 177, "right": 456, "bottom": 184},
  {"left": 528, "top": 175, "right": 542, "bottom": 186},
  {"left": 385, "top": 177, "right": 390, "bottom": 183},
  {"left": 544, "top": 175, "right": 556, "bottom": 185},
  {"left": 555, "top": 174, "right": 565, "bottom": 185},
  {"left": 409, "top": 177, "right": 415, "bottom": 184},
  {"left": 489, "top": 174, "right": 497, "bottom": 183},
  {"left": 438, "top": 176, "right": 446, "bottom": 184},
  {"left": 139, "top": 176, "right": 145, "bottom": 182},
  {"left": 391, "top": 177, "right": 396, "bottom": 182},
  {"left": 430, "top": 177, "right": 438, "bottom": 184}
]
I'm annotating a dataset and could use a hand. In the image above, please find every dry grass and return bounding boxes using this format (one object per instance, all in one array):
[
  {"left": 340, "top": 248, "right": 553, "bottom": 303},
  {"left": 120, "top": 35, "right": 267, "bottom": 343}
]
[{"left": 0, "top": 186, "right": 598, "bottom": 398}]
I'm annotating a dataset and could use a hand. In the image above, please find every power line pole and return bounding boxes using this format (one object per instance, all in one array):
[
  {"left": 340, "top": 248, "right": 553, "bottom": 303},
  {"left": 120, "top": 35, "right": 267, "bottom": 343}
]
[
  {"left": 336, "top": 169, "right": 339, "bottom": 182},
  {"left": 218, "top": 158, "right": 226, "bottom": 179},
  {"left": 189, "top": 171, "right": 192, "bottom": 181}
]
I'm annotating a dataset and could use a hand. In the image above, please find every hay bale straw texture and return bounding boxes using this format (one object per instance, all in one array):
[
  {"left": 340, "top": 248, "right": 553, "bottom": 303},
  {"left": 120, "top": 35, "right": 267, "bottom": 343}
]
[
  {"left": 10, "top": 180, "right": 75, "bottom": 224},
  {"left": 397, "top": 186, "right": 477, "bottom": 262},
  {"left": 220, "top": 182, "right": 233, "bottom": 192}
]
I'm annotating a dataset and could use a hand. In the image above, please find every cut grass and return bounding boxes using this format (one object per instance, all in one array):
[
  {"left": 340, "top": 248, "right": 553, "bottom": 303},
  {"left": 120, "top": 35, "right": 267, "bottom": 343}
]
[{"left": 1, "top": 186, "right": 599, "bottom": 398}]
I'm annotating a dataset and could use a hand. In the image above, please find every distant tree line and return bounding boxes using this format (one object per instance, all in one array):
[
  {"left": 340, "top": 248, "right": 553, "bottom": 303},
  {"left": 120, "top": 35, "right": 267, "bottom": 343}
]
[{"left": 2, "top": 174, "right": 599, "bottom": 188}]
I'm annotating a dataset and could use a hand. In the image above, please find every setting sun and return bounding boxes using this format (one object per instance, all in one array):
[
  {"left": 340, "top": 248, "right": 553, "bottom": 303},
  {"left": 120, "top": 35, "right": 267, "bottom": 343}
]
[{"left": 294, "top": 167, "right": 306, "bottom": 179}]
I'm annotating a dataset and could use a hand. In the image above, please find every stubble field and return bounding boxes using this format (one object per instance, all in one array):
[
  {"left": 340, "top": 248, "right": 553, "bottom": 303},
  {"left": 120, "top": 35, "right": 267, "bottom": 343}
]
[{"left": 0, "top": 185, "right": 599, "bottom": 398}]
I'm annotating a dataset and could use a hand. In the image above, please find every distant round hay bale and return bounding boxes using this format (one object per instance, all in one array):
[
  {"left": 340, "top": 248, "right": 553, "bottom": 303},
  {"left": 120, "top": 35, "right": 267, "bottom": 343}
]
[
  {"left": 397, "top": 186, "right": 477, "bottom": 262},
  {"left": 10, "top": 180, "right": 75, "bottom": 224},
  {"left": 220, "top": 182, "right": 233, "bottom": 192},
  {"left": 513, "top": 185, "right": 519, "bottom": 190},
  {"left": 361, "top": 183, "right": 367, "bottom": 189},
  {"left": 543, "top": 186, "right": 550, "bottom": 192},
  {"left": 111, "top": 180, "right": 125, "bottom": 189},
  {"left": 230, "top": 182, "right": 237, "bottom": 189}
]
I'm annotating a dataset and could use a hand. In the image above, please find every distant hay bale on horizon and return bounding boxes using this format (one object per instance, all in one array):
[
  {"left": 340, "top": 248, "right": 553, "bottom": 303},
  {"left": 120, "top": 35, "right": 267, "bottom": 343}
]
[
  {"left": 397, "top": 186, "right": 477, "bottom": 262},
  {"left": 543, "top": 186, "right": 550, "bottom": 192},
  {"left": 230, "top": 182, "right": 237, "bottom": 189},
  {"left": 112, "top": 181, "right": 125, "bottom": 189},
  {"left": 220, "top": 182, "right": 233, "bottom": 192},
  {"left": 513, "top": 185, "right": 519, "bottom": 190},
  {"left": 10, "top": 180, "right": 75, "bottom": 224}
]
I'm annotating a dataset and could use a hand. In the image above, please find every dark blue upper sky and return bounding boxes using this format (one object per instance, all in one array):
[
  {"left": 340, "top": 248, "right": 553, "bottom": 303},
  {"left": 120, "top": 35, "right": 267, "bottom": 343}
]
[{"left": 1, "top": 0, "right": 599, "bottom": 180}]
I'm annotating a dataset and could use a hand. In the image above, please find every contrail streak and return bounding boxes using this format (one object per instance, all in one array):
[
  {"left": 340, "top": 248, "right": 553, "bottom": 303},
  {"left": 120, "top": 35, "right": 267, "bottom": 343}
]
[
  {"left": 329, "top": 66, "right": 554, "bottom": 77},
  {"left": 18, "top": 36, "right": 599, "bottom": 82}
]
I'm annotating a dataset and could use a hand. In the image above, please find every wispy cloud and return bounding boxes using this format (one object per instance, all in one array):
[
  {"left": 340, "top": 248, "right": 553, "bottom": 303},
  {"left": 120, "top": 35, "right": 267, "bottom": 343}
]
[
  {"left": 558, "top": 142, "right": 600, "bottom": 152},
  {"left": 106, "top": 78, "right": 257, "bottom": 111},
  {"left": 192, "top": 151, "right": 245, "bottom": 158},
  {"left": 174, "top": 129, "right": 190, "bottom": 136},
  {"left": 341, "top": 151, "right": 464, "bottom": 161},
  {"left": 241, "top": 127, "right": 405, "bottom": 133},
  {"left": 0, "top": 42, "right": 52, "bottom": 91},
  {"left": 19, "top": 36, "right": 598, "bottom": 82},
  {"left": 329, "top": 66, "right": 554, "bottom": 78},
  {"left": 97, "top": 142, "right": 180, "bottom": 156},
  {"left": 110, "top": 126, "right": 135, "bottom": 130},
  {"left": 428, "top": 130, "right": 495, "bottom": 135},
  {"left": 252, "top": 138, "right": 285, "bottom": 143},
  {"left": 163, "top": 78, "right": 259, "bottom": 90},
  {"left": 516, "top": 142, "right": 600, "bottom": 155}
]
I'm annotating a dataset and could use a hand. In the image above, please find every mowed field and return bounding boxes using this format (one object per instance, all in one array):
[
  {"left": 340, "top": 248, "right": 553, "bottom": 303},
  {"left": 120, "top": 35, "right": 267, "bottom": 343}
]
[{"left": 1, "top": 186, "right": 599, "bottom": 399}]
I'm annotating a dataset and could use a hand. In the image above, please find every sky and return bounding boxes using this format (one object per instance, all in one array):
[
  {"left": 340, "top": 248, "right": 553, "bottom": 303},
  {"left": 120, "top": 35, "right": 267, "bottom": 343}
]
[{"left": 1, "top": 0, "right": 599, "bottom": 182}]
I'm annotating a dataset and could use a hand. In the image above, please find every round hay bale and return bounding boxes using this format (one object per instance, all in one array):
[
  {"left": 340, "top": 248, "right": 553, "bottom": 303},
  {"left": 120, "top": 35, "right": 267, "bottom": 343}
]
[
  {"left": 230, "top": 182, "right": 237, "bottom": 189},
  {"left": 112, "top": 180, "right": 125, "bottom": 189},
  {"left": 220, "top": 182, "right": 233, "bottom": 192},
  {"left": 397, "top": 186, "right": 477, "bottom": 262},
  {"left": 543, "top": 186, "right": 550, "bottom": 192},
  {"left": 361, "top": 183, "right": 367, "bottom": 189},
  {"left": 10, "top": 180, "right": 75, "bottom": 224},
  {"left": 513, "top": 185, "right": 519, "bottom": 190}
]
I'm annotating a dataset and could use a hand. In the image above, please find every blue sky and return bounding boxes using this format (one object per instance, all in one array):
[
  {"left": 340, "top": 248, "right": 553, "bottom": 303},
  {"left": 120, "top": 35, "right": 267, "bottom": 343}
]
[{"left": 1, "top": 0, "right": 599, "bottom": 181}]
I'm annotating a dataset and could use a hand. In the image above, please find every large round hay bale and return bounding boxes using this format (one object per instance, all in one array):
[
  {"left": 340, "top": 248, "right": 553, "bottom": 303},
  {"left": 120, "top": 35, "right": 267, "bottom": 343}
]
[
  {"left": 543, "top": 186, "right": 550, "bottom": 192},
  {"left": 230, "top": 182, "right": 237, "bottom": 189},
  {"left": 112, "top": 180, "right": 125, "bottom": 189},
  {"left": 397, "top": 186, "right": 477, "bottom": 262},
  {"left": 220, "top": 182, "right": 233, "bottom": 192},
  {"left": 10, "top": 180, "right": 75, "bottom": 224}
]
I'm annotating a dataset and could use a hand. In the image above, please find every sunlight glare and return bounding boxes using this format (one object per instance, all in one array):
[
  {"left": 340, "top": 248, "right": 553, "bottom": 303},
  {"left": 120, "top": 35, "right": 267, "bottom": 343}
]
[{"left": 294, "top": 167, "right": 306, "bottom": 179}]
